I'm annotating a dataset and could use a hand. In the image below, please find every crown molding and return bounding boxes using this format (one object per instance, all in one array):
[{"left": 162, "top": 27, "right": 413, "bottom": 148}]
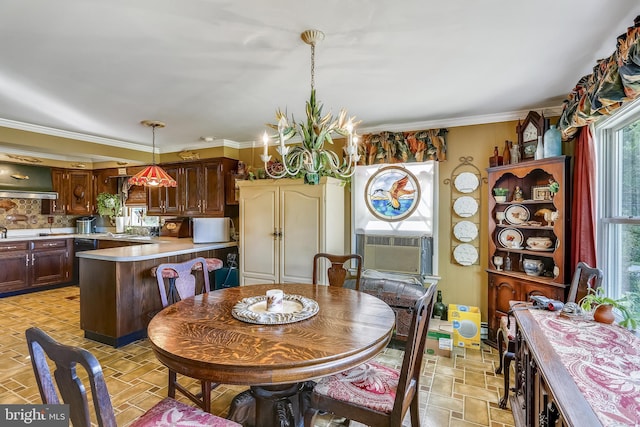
[
  {"left": 233, "top": 105, "right": 565, "bottom": 148},
  {"left": 1, "top": 105, "right": 564, "bottom": 153},
  {"left": 0, "top": 117, "right": 147, "bottom": 151}
]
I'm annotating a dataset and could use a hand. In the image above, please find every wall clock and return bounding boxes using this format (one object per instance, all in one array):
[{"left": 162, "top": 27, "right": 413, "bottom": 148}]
[{"left": 516, "top": 111, "right": 546, "bottom": 160}]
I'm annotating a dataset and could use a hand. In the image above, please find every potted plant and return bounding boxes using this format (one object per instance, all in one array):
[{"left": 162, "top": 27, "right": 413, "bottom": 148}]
[
  {"left": 96, "top": 193, "right": 124, "bottom": 231},
  {"left": 579, "top": 287, "right": 637, "bottom": 330},
  {"left": 493, "top": 187, "right": 508, "bottom": 203}
]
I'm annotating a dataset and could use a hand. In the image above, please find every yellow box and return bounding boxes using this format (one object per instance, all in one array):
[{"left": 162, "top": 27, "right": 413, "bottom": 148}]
[
  {"left": 426, "top": 319, "right": 453, "bottom": 357},
  {"left": 448, "top": 304, "right": 481, "bottom": 349}
]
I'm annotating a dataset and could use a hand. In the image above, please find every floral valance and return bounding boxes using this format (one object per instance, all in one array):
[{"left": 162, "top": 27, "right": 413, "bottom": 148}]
[
  {"left": 360, "top": 128, "right": 447, "bottom": 165},
  {"left": 559, "top": 15, "right": 640, "bottom": 141}
]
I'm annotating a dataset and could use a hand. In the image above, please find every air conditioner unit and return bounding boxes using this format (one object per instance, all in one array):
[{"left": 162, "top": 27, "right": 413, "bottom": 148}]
[{"left": 361, "top": 235, "right": 432, "bottom": 276}]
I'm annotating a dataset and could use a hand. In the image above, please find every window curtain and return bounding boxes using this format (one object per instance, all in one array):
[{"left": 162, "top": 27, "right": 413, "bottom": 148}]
[
  {"left": 360, "top": 128, "right": 447, "bottom": 165},
  {"left": 558, "top": 15, "right": 640, "bottom": 270},
  {"left": 571, "top": 126, "right": 597, "bottom": 270},
  {"left": 558, "top": 16, "right": 640, "bottom": 141}
]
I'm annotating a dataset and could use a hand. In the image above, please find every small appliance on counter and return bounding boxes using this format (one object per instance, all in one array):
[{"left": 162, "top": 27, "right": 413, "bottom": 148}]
[
  {"left": 160, "top": 218, "right": 192, "bottom": 238},
  {"left": 192, "top": 217, "right": 231, "bottom": 243},
  {"left": 76, "top": 216, "right": 96, "bottom": 234}
]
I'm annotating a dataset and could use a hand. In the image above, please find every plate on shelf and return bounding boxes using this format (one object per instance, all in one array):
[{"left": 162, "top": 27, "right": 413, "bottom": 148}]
[
  {"left": 504, "top": 204, "right": 530, "bottom": 225},
  {"left": 498, "top": 228, "right": 524, "bottom": 249},
  {"left": 453, "top": 196, "right": 478, "bottom": 218},
  {"left": 232, "top": 294, "right": 319, "bottom": 325},
  {"left": 454, "top": 172, "right": 480, "bottom": 193},
  {"left": 453, "top": 221, "right": 478, "bottom": 242},
  {"left": 526, "top": 246, "right": 554, "bottom": 252},
  {"left": 453, "top": 244, "right": 478, "bottom": 266}
]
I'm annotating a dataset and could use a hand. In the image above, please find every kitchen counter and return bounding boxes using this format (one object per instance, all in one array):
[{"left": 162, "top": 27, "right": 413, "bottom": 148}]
[
  {"left": 77, "top": 237, "right": 237, "bottom": 261},
  {"left": 77, "top": 236, "right": 238, "bottom": 347}
]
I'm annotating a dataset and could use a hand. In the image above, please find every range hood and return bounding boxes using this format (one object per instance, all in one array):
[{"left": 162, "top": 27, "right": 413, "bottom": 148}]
[{"left": 0, "top": 162, "right": 58, "bottom": 199}]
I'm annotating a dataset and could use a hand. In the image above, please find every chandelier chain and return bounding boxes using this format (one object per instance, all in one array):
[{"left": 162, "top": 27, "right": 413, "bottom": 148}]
[{"left": 310, "top": 42, "right": 315, "bottom": 90}]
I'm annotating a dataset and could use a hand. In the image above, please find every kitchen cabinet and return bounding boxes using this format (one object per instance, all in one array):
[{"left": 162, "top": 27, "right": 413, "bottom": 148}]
[
  {"left": 40, "top": 168, "right": 66, "bottom": 215},
  {"left": 486, "top": 156, "right": 570, "bottom": 346},
  {"left": 237, "top": 177, "right": 345, "bottom": 285},
  {"left": 41, "top": 168, "right": 93, "bottom": 215},
  {"left": 181, "top": 158, "right": 237, "bottom": 216},
  {"left": 31, "top": 239, "right": 72, "bottom": 287},
  {"left": 93, "top": 168, "right": 120, "bottom": 197},
  {"left": 0, "top": 241, "right": 30, "bottom": 292},
  {"left": 148, "top": 158, "right": 237, "bottom": 216},
  {"left": 0, "top": 239, "right": 72, "bottom": 293},
  {"left": 147, "top": 164, "right": 180, "bottom": 215},
  {"left": 125, "top": 166, "right": 148, "bottom": 205}
]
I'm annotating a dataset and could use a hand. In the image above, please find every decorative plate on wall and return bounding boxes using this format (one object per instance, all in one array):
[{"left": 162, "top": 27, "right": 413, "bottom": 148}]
[
  {"left": 364, "top": 165, "right": 421, "bottom": 222},
  {"left": 453, "top": 244, "right": 479, "bottom": 266},
  {"left": 454, "top": 172, "right": 480, "bottom": 193},
  {"left": 453, "top": 221, "right": 478, "bottom": 242},
  {"left": 453, "top": 196, "right": 479, "bottom": 218}
]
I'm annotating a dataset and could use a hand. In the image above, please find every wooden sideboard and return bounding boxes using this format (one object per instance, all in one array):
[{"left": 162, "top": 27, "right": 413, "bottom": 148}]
[{"left": 511, "top": 308, "right": 640, "bottom": 427}]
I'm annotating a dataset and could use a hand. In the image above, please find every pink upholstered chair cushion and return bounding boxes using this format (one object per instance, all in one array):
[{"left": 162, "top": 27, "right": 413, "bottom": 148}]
[
  {"left": 312, "top": 362, "right": 399, "bottom": 413},
  {"left": 130, "top": 397, "right": 240, "bottom": 427},
  {"left": 191, "top": 258, "right": 224, "bottom": 272},
  {"left": 150, "top": 266, "right": 179, "bottom": 279}
]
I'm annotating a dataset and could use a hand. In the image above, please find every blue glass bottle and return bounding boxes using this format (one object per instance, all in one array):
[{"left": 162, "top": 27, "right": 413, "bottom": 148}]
[{"left": 543, "top": 125, "right": 562, "bottom": 157}]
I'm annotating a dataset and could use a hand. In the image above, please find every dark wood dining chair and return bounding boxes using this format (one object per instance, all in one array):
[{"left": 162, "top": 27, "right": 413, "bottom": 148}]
[
  {"left": 495, "top": 261, "right": 603, "bottom": 408},
  {"left": 24, "top": 327, "right": 240, "bottom": 427},
  {"left": 312, "top": 253, "right": 363, "bottom": 290},
  {"left": 304, "top": 283, "right": 437, "bottom": 427},
  {"left": 152, "top": 257, "right": 219, "bottom": 412}
]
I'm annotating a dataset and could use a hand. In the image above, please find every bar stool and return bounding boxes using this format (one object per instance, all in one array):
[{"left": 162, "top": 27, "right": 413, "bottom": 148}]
[
  {"left": 150, "top": 265, "right": 180, "bottom": 305},
  {"left": 191, "top": 257, "right": 224, "bottom": 289}
]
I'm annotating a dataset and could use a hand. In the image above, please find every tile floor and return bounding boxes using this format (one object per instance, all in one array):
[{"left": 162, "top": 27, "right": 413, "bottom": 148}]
[{"left": 0, "top": 286, "right": 515, "bottom": 427}]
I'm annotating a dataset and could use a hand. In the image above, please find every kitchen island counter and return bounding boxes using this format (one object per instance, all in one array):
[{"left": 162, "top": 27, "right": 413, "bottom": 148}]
[
  {"left": 77, "top": 239, "right": 237, "bottom": 261},
  {"left": 78, "top": 238, "right": 237, "bottom": 347}
]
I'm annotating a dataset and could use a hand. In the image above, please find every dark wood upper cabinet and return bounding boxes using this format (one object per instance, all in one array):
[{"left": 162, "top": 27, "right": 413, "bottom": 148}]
[
  {"left": 145, "top": 158, "right": 237, "bottom": 216},
  {"left": 41, "top": 169, "right": 93, "bottom": 215}
]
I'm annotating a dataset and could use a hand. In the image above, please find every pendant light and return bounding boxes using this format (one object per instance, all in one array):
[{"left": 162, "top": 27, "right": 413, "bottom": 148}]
[{"left": 128, "top": 120, "right": 177, "bottom": 187}]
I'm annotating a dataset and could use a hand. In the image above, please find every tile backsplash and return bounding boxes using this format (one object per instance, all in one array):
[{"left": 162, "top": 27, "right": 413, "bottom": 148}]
[{"left": 0, "top": 198, "right": 76, "bottom": 229}]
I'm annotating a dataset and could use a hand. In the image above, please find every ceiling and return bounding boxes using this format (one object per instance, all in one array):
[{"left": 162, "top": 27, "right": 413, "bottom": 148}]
[{"left": 0, "top": 1, "right": 638, "bottom": 164}]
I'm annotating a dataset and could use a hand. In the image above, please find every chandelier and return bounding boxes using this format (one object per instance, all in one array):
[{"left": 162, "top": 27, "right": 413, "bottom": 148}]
[
  {"left": 261, "top": 29, "right": 361, "bottom": 185},
  {"left": 128, "top": 120, "right": 177, "bottom": 187}
]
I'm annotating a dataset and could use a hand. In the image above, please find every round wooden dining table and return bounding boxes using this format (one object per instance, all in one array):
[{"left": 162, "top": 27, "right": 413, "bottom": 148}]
[{"left": 147, "top": 283, "right": 396, "bottom": 427}]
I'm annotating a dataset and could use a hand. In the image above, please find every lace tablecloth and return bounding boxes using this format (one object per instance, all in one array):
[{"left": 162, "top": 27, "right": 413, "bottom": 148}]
[{"left": 530, "top": 310, "right": 640, "bottom": 427}]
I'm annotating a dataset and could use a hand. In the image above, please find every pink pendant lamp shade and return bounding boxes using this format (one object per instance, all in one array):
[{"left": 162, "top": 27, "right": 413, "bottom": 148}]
[
  {"left": 129, "top": 120, "right": 177, "bottom": 187},
  {"left": 128, "top": 164, "right": 177, "bottom": 187}
]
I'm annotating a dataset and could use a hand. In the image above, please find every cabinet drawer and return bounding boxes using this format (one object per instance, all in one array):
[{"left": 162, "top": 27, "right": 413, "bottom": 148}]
[
  {"left": 32, "top": 239, "right": 68, "bottom": 251},
  {"left": 0, "top": 241, "right": 29, "bottom": 252}
]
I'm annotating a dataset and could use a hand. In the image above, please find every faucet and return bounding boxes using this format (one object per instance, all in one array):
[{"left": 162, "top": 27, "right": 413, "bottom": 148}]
[{"left": 0, "top": 226, "right": 7, "bottom": 239}]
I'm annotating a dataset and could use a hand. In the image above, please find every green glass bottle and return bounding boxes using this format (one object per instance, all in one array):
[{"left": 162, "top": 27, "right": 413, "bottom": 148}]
[{"left": 433, "top": 290, "right": 446, "bottom": 320}]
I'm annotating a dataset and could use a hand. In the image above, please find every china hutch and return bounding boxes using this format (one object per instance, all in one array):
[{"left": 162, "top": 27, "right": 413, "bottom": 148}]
[{"left": 486, "top": 156, "right": 571, "bottom": 345}]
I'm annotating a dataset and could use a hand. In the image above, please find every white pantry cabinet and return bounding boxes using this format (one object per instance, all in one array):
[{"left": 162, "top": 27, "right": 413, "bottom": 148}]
[{"left": 238, "top": 177, "right": 345, "bottom": 285}]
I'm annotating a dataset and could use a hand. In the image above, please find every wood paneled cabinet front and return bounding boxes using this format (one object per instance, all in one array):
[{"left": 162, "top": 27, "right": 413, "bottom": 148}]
[
  {"left": 147, "top": 164, "right": 180, "bottom": 215},
  {"left": 30, "top": 239, "right": 72, "bottom": 287},
  {"left": 41, "top": 169, "right": 93, "bottom": 215},
  {"left": 0, "top": 239, "right": 72, "bottom": 293},
  {"left": 147, "top": 158, "right": 237, "bottom": 216},
  {"left": 487, "top": 272, "right": 565, "bottom": 341},
  {"left": 237, "top": 177, "right": 345, "bottom": 285}
]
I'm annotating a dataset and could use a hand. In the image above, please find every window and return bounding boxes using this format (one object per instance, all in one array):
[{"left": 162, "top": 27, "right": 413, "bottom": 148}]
[{"left": 595, "top": 98, "right": 640, "bottom": 322}]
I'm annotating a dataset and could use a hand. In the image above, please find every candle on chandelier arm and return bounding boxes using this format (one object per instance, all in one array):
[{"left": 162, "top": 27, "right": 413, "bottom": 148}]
[
  {"left": 262, "top": 131, "right": 269, "bottom": 156},
  {"left": 346, "top": 122, "right": 354, "bottom": 148}
]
